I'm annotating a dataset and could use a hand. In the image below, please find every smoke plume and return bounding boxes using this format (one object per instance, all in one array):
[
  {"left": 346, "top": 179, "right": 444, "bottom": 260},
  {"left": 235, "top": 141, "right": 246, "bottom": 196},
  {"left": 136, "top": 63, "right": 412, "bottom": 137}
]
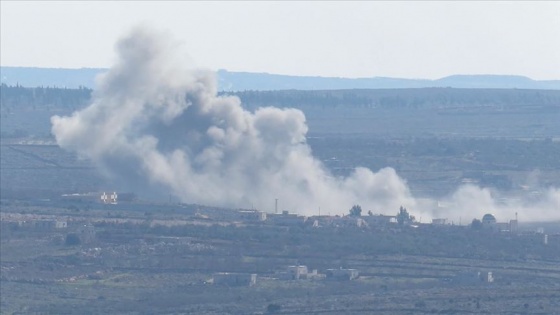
[
  {"left": 52, "top": 26, "right": 559, "bottom": 222},
  {"left": 51, "top": 26, "right": 415, "bottom": 215}
]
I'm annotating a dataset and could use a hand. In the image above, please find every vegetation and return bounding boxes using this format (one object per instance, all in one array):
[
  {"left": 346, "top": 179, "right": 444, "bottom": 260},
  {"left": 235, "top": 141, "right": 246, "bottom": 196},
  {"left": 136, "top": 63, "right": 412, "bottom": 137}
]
[
  {"left": 2, "top": 84, "right": 559, "bottom": 314},
  {"left": 1, "top": 203, "right": 559, "bottom": 314},
  {"left": 396, "top": 206, "right": 415, "bottom": 225},
  {"left": 348, "top": 204, "right": 362, "bottom": 217}
]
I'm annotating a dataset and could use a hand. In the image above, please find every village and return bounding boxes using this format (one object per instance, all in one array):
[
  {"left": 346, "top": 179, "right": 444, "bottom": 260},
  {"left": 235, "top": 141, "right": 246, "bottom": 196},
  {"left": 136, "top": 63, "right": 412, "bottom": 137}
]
[{"left": 1, "top": 190, "right": 556, "bottom": 306}]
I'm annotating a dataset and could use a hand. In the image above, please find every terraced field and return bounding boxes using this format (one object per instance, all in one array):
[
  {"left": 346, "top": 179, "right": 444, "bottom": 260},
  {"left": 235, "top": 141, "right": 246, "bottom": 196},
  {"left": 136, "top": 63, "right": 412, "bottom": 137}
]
[{"left": 1, "top": 204, "right": 559, "bottom": 314}]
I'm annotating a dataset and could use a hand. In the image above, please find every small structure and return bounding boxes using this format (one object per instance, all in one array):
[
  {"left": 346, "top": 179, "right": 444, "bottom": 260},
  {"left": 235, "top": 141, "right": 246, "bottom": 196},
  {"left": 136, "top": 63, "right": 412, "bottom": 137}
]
[
  {"left": 100, "top": 192, "right": 118, "bottom": 204},
  {"left": 305, "top": 269, "right": 325, "bottom": 280},
  {"left": 432, "top": 218, "right": 447, "bottom": 225},
  {"left": 34, "top": 219, "right": 67, "bottom": 230},
  {"left": 364, "top": 214, "right": 397, "bottom": 226},
  {"left": 329, "top": 216, "right": 369, "bottom": 228},
  {"left": 481, "top": 214, "right": 519, "bottom": 232},
  {"left": 543, "top": 234, "right": 548, "bottom": 245},
  {"left": 61, "top": 192, "right": 101, "bottom": 202},
  {"left": 453, "top": 271, "right": 494, "bottom": 284},
  {"left": 287, "top": 265, "right": 308, "bottom": 280},
  {"left": 268, "top": 211, "right": 307, "bottom": 226},
  {"left": 481, "top": 271, "right": 494, "bottom": 283},
  {"left": 326, "top": 268, "right": 359, "bottom": 281},
  {"left": 239, "top": 210, "right": 267, "bottom": 222},
  {"left": 278, "top": 266, "right": 325, "bottom": 280},
  {"left": 213, "top": 272, "right": 257, "bottom": 286}
]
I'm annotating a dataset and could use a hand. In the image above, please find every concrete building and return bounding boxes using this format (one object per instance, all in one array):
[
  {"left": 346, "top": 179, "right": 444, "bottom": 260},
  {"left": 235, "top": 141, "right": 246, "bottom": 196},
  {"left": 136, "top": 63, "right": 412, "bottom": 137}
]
[
  {"left": 213, "top": 273, "right": 257, "bottom": 286},
  {"left": 268, "top": 211, "right": 307, "bottom": 226},
  {"left": 287, "top": 265, "right": 308, "bottom": 280},
  {"left": 100, "top": 192, "right": 118, "bottom": 204},
  {"left": 481, "top": 214, "right": 518, "bottom": 232},
  {"left": 239, "top": 210, "right": 267, "bottom": 222},
  {"left": 61, "top": 192, "right": 101, "bottom": 203}
]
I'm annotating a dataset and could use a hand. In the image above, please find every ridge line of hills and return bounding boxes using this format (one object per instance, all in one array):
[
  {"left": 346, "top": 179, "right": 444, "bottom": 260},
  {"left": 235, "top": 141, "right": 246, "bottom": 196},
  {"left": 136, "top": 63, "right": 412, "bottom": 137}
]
[{"left": 1, "top": 66, "right": 559, "bottom": 91}]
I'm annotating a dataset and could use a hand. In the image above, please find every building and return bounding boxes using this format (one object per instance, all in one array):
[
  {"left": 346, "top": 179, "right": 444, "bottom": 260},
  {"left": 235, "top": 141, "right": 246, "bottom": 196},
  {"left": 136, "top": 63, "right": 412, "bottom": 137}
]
[
  {"left": 432, "top": 218, "right": 447, "bottom": 225},
  {"left": 100, "top": 192, "right": 118, "bottom": 204},
  {"left": 212, "top": 273, "right": 257, "bottom": 286},
  {"left": 268, "top": 211, "right": 307, "bottom": 226},
  {"left": 481, "top": 214, "right": 519, "bottom": 232},
  {"left": 287, "top": 265, "right": 308, "bottom": 280},
  {"left": 34, "top": 219, "right": 67, "bottom": 230},
  {"left": 363, "top": 214, "right": 397, "bottom": 226},
  {"left": 306, "top": 215, "right": 335, "bottom": 228},
  {"left": 481, "top": 271, "right": 494, "bottom": 283},
  {"left": 277, "top": 266, "right": 325, "bottom": 280},
  {"left": 238, "top": 210, "right": 267, "bottom": 222},
  {"left": 61, "top": 192, "right": 102, "bottom": 203}
]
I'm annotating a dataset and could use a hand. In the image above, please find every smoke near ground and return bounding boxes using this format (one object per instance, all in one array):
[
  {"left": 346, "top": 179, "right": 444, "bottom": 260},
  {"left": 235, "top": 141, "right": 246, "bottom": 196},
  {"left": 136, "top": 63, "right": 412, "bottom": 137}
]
[
  {"left": 51, "top": 26, "right": 559, "bottom": 222},
  {"left": 433, "top": 185, "right": 560, "bottom": 223}
]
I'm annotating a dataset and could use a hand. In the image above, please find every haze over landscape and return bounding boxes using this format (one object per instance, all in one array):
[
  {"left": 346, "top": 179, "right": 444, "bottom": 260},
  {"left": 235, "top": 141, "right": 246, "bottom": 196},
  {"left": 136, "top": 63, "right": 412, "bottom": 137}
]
[{"left": 1, "top": 2, "right": 560, "bottom": 314}]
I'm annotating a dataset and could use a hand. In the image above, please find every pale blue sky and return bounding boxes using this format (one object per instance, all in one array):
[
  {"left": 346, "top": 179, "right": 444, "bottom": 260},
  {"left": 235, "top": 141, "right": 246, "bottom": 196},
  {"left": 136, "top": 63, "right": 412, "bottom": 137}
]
[{"left": 1, "top": 1, "right": 559, "bottom": 80}]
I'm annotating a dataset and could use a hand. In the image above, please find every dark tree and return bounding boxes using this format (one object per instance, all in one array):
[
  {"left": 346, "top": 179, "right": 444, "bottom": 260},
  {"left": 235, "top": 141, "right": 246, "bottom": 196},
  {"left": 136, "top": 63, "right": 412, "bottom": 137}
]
[
  {"left": 349, "top": 205, "right": 362, "bottom": 217},
  {"left": 396, "top": 206, "right": 414, "bottom": 225},
  {"left": 471, "top": 219, "right": 483, "bottom": 230}
]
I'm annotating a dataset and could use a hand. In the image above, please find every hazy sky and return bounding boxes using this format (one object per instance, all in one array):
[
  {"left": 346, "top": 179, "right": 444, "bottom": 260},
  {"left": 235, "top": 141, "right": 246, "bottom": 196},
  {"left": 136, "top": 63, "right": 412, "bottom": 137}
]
[{"left": 1, "top": 1, "right": 559, "bottom": 80}]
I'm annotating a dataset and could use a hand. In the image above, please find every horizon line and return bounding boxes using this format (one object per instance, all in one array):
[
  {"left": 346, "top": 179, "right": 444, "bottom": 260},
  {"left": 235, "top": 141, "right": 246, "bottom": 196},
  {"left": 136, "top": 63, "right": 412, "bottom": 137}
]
[{"left": 1, "top": 65, "right": 559, "bottom": 82}]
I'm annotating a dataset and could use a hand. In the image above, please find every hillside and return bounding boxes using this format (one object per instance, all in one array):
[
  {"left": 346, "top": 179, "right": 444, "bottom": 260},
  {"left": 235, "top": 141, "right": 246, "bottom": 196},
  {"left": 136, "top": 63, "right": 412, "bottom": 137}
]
[{"left": 1, "top": 67, "right": 559, "bottom": 90}]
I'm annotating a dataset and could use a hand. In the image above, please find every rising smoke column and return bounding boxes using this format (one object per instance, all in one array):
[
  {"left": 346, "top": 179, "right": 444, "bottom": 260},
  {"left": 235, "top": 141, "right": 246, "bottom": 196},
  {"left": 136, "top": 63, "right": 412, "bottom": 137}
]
[
  {"left": 52, "top": 26, "right": 560, "bottom": 222},
  {"left": 51, "top": 26, "right": 416, "bottom": 215}
]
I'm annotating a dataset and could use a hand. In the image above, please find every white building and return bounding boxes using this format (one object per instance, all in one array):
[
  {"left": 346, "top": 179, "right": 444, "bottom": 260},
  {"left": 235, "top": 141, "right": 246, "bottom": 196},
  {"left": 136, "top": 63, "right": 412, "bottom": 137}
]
[{"left": 100, "top": 192, "right": 118, "bottom": 204}]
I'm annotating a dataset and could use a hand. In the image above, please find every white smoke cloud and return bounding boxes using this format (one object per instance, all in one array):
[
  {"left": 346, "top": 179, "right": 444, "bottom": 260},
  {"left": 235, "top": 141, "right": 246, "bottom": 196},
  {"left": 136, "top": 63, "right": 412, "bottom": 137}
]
[
  {"left": 51, "top": 26, "right": 414, "bottom": 215},
  {"left": 51, "top": 26, "right": 559, "bottom": 222},
  {"left": 432, "top": 185, "right": 560, "bottom": 223}
]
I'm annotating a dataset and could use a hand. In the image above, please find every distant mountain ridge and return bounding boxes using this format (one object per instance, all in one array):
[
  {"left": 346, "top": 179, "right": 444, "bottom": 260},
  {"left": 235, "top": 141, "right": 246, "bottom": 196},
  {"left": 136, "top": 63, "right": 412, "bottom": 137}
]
[{"left": 1, "top": 66, "right": 559, "bottom": 91}]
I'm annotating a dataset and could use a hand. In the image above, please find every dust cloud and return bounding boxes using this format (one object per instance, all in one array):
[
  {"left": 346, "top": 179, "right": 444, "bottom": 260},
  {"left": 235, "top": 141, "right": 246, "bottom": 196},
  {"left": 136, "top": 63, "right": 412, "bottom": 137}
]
[{"left": 51, "top": 26, "right": 559, "bottom": 222}]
